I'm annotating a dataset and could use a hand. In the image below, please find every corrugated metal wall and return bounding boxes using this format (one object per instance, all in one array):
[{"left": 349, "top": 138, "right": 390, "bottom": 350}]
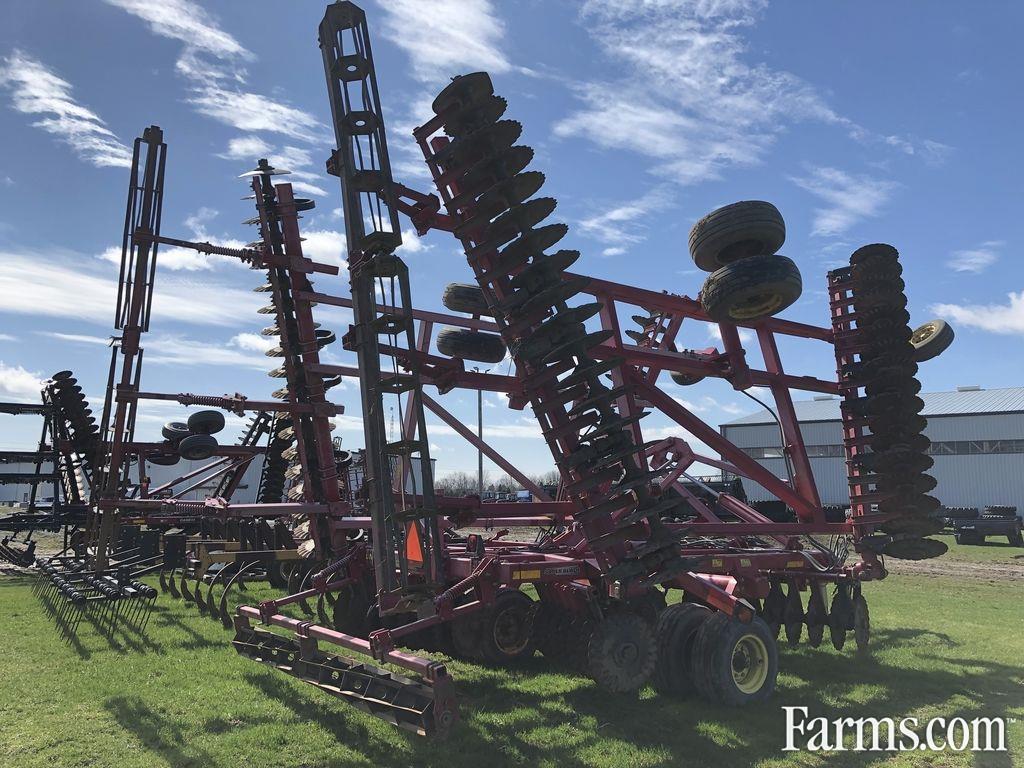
[{"left": 722, "top": 413, "right": 1024, "bottom": 509}]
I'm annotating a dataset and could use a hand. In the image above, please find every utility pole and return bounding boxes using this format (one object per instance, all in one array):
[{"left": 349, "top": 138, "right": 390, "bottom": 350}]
[{"left": 474, "top": 367, "right": 483, "bottom": 496}]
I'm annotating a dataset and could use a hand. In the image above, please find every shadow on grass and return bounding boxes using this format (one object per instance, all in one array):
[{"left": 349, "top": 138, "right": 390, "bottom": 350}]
[{"left": 218, "top": 625, "right": 1024, "bottom": 768}]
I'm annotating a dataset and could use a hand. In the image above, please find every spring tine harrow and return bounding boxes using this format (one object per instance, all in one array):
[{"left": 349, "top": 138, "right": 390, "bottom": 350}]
[{"left": 219, "top": 560, "right": 261, "bottom": 629}]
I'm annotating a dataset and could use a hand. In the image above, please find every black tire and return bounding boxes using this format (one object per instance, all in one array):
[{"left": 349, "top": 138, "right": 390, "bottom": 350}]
[
  {"left": 436, "top": 327, "right": 507, "bottom": 364},
  {"left": 689, "top": 201, "right": 786, "bottom": 272},
  {"left": 479, "top": 589, "right": 536, "bottom": 664},
  {"left": 670, "top": 371, "right": 705, "bottom": 386},
  {"left": 442, "top": 282, "right": 494, "bottom": 317},
  {"left": 689, "top": 613, "right": 778, "bottom": 706},
  {"left": 653, "top": 602, "right": 711, "bottom": 695},
  {"left": 147, "top": 452, "right": 180, "bottom": 466},
  {"left": 882, "top": 536, "right": 948, "bottom": 560},
  {"left": 984, "top": 505, "right": 1017, "bottom": 519},
  {"left": 700, "top": 254, "right": 801, "bottom": 323},
  {"left": 187, "top": 409, "right": 226, "bottom": 435},
  {"left": 332, "top": 578, "right": 371, "bottom": 637},
  {"left": 910, "top": 319, "right": 954, "bottom": 362},
  {"left": 945, "top": 506, "right": 979, "bottom": 520},
  {"left": 587, "top": 612, "right": 657, "bottom": 693},
  {"left": 177, "top": 433, "right": 218, "bottom": 461},
  {"left": 162, "top": 421, "right": 190, "bottom": 441}
]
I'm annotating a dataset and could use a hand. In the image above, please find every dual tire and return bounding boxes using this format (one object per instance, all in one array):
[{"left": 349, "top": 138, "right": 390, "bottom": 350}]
[
  {"left": 690, "top": 201, "right": 802, "bottom": 323},
  {"left": 653, "top": 604, "right": 778, "bottom": 705}
]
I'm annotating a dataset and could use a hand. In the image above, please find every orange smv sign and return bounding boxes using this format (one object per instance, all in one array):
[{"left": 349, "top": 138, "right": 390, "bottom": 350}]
[{"left": 405, "top": 520, "right": 424, "bottom": 565}]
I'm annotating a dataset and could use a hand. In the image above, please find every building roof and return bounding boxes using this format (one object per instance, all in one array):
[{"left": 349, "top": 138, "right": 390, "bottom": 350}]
[{"left": 721, "top": 387, "right": 1024, "bottom": 427}]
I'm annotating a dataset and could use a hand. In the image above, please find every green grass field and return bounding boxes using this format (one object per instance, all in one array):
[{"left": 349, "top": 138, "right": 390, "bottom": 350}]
[
  {"left": 1, "top": 569, "right": 1021, "bottom": 768},
  {"left": 935, "top": 533, "right": 1024, "bottom": 565}
]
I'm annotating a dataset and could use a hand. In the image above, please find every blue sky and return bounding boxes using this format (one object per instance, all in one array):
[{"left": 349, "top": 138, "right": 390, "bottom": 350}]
[{"left": 0, "top": 0, "right": 1021, "bottom": 479}]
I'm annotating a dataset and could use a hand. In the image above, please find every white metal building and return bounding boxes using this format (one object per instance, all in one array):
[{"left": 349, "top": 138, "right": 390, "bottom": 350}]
[{"left": 720, "top": 386, "right": 1024, "bottom": 511}]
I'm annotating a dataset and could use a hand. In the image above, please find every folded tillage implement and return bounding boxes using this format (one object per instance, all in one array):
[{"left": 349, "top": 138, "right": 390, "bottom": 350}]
[{"left": 12, "top": 0, "right": 956, "bottom": 739}]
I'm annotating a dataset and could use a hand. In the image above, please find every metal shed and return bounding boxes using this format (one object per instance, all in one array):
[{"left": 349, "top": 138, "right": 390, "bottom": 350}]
[{"left": 720, "top": 386, "right": 1024, "bottom": 512}]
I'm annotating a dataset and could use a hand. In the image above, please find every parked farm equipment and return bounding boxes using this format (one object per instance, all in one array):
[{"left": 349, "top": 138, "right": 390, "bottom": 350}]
[
  {"left": 944, "top": 506, "right": 1023, "bottom": 546},
  {"left": 6, "top": 0, "right": 961, "bottom": 740}
]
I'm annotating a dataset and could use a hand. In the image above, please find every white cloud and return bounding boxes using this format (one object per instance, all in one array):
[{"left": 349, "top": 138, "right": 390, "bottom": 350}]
[
  {"left": 373, "top": 0, "right": 511, "bottom": 83},
  {"left": 144, "top": 333, "right": 271, "bottom": 370},
  {"left": 707, "top": 325, "right": 755, "bottom": 345},
  {"left": 789, "top": 166, "right": 897, "bottom": 236},
  {"left": 578, "top": 187, "right": 674, "bottom": 250},
  {"left": 0, "top": 361, "right": 43, "bottom": 402},
  {"left": 0, "top": 249, "right": 264, "bottom": 326},
  {"left": 106, "top": 0, "right": 326, "bottom": 145},
  {"left": 102, "top": 0, "right": 250, "bottom": 59},
  {"left": 558, "top": 1, "right": 941, "bottom": 184},
  {"left": 41, "top": 332, "right": 110, "bottom": 345},
  {"left": 219, "top": 135, "right": 273, "bottom": 161},
  {"left": 0, "top": 333, "right": 16, "bottom": 342},
  {"left": 231, "top": 332, "right": 274, "bottom": 353},
  {"left": 396, "top": 228, "right": 432, "bottom": 255},
  {"left": 300, "top": 229, "right": 347, "bottom": 268},
  {"left": 947, "top": 240, "right": 1002, "bottom": 274},
  {"left": 0, "top": 50, "right": 132, "bottom": 168},
  {"left": 932, "top": 292, "right": 1024, "bottom": 336}
]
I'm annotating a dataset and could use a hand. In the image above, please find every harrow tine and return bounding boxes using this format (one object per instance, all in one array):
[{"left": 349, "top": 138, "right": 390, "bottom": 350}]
[
  {"left": 205, "top": 566, "right": 231, "bottom": 623},
  {"left": 158, "top": 568, "right": 169, "bottom": 593},
  {"left": 316, "top": 593, "right": 330, "bottom": 626},
  {"left": 297, "top": 568, "right": 315, "bottom": 617},
  {"left": 219, "top": 561, "right": 259, "bottom": 629},
  {"left": 165, "top": 568, "right": 180, "bottom": 598},
  {"left": 180, "top": 567, "right": 194, "bottom": 603}
]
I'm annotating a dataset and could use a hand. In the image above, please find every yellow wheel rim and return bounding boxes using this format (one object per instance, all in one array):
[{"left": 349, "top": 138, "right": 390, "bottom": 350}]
[
  {"left": 729, "top": 292, "right": 784, "bottom": 320},
  {"left": 732, "top": 633, "right": 769, "bottom": 694},
  {"left": 911, "top": 323, "right": 936, "bottom": 344}
]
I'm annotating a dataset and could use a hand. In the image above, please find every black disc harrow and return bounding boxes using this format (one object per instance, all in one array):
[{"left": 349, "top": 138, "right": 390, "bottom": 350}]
[
  {"left": 830, "top": 245, "right": 945, "bottom": 560},
  {"left": 424, "top": 73, "right": 693, "bottom": 587}
]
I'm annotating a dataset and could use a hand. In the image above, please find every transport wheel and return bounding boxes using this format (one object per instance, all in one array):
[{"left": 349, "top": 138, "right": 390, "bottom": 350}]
[
  {"left": 147, "top": 451, "right": 180, "bottom": 466},
  {"left": 805, "top": 584, "right": 827, "bottom": 648},
  {"left": 436, "top": 327, "right": 507, "bottom": 364},
  {"left": 332, "top": 578, "right": 371, "bottom": 637},
  {"left": 266, "top": 560, "right": 289, "bottom": 589},
  {"left": 442, "top": 282, "right": 494, "bottom": 316},
  {"left": 882, "top": 536, "right": 948, "bottom": 560},
  {"left": 690, "top": 613, "right": 778, "bottom": 705},
  {"left": 450, "top": 611, "right": 487, "bottom": 660},
  {"left": 652, "top": 602, "right": 711, "bottom": 695},
  {"left": 699, "top": 254, "right": 802, "bottom": 323},
  {"left": 187, "top": 409, "right": 226, "bottom": 435},
  {"left": 480, "top": 589, "right": 536, "bottom": 664},
  {"left": 178, "top": 434, "right": 218, "bottom": 461},
  {"left": 852, "top": 589, "right": 870, "bottom": 652},
  {"left": 535, "top": 607, "right": 592, "bottom": 671},
  {"left": 162, "top": 421, "right": 190, "bottom": 441},
  {"left": 688, "top": 201, "right": 786, "bottom": 272},
  {"left": 783, "top": 582, "right": 804, "bottom": 647},
  {"left": 670, "top": 371, "right": 705, "bottom": 386},
  {"left": 828, "top": 585, "right": 853, "bottom": 651},
  {"left": 587, "top": 612, "right": 657, "bottom": 693},
  {"left": 910, "top": 319, "right": 954, "bottom": 362},
  {"left": 627, "top": 589, "right": 667, "bottom": 627}
]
